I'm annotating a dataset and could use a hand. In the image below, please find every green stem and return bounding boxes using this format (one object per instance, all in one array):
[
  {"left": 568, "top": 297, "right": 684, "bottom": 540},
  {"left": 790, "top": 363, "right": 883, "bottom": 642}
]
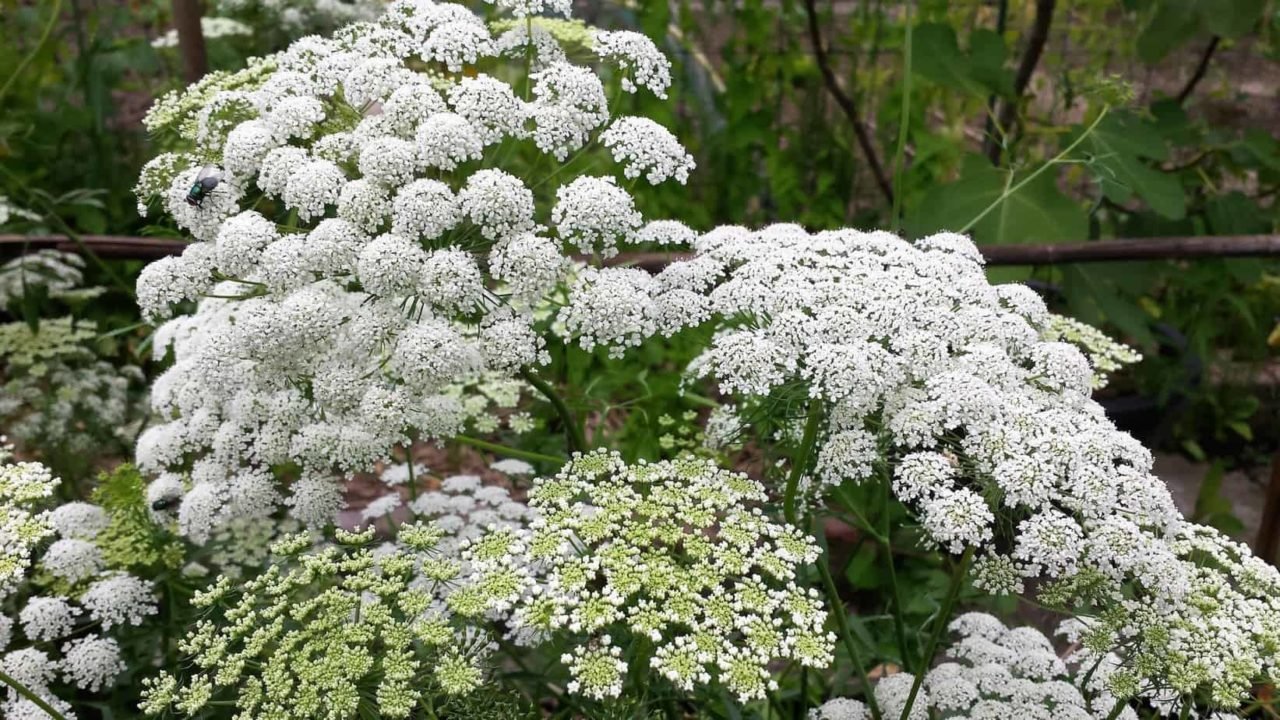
[
  {"left": 796, "top": 667, "right": 808, "bottom": 720},
  {"left": 898, "top": 547, "right": 973, "bottom": 720},
  {"left": 405, "top": 445, "right": 419, "bottom": 506},
  {"left": 1104, "top": 698, "right": 1128, "bottom": 720},
  {"left": 880, "top": 474, "right": 912, "bottom": 673},
  {"left": 0, "top": 669, "right": 70, "bottom": 720},
  {"left": 452, "top": 435, "right": 565, "bottom": 466},
  {"left": 0, "top": 164, "right": 133, "bottom": 298},
  {"left": 520, "top": 367, "right": 587, "bottom": 454},
  {"left": 816, "top": 541, "right": 883, "bottom": 720},
  {"left": 784, "top": 400, "right": 825, "bottom": 525},
  {"left": 833, "top": 485, "right": 887, "bottom": 543},
  {"left": 889, "top": 1, "right": 913, "bottom": 233},
  {"left": 959, "top": 106, "right": 1110, "bottom": 234},
  {"left": 523, "top": 16, "right": 534, "bottom": 102},
  {"left": 0, "top": 0, "right": 63, "bottom": 104}
]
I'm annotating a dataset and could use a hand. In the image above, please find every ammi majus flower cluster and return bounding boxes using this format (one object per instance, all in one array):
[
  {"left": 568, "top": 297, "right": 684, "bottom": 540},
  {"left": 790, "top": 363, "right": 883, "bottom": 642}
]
[
  {"left": 663, "top": 225, "right": 1280, "bottom": 711},
  {"left": 130, "top": 0, "right": 694, "bottom": 538},
  {"left": 453, "top": 451, "right": 835, "bottom": 703}
]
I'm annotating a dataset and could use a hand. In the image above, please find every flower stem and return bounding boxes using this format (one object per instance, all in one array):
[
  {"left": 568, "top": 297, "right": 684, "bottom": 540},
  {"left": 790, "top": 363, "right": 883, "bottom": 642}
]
[
  {"left": 784, "top": 400, "right": 825, "bottom": 525},
  {"left": 520, "top": 367, "right": 587, "bottom": 454},
  {"left": 1104, "top": 698, "right": 1129, "bottom": 720},
  {"left": 959, "top": 105, "right": 1110, "bottom": 234},
  {"left": 880, "top": 473, "right": 913, "bottom": 674},
  {"left": 453, "top": 435, "right": 564, "bottom": 466},
  {"left": 406, "top": 445, "right": 419, "bottom": 505},
  {"left": 898, "top": 547, "right": 973, "bottom": 719},
  {"left": 889, "top": 0, "right": 913, "bottom": 233},
  {"left": 816, "top": 539, "right": 883, "bottom": 720},
  {"left": 0, "top": 669, "right": 69, "bottom": 720}
]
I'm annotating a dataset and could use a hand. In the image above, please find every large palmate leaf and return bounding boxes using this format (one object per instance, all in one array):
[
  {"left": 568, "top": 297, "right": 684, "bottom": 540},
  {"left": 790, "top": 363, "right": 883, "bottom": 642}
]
[
  {"left": 1136, "top": 0, "right": 1266, "bottom": 62},
  {"left": 1071, "top": 111, "right": 1186, "bottom": 220},
  {"left": 906, "top": 155, "right": 1088, "bottom": 245},
  {"left": 911, "top": 24, "right": 1014, "bottom": 98}
]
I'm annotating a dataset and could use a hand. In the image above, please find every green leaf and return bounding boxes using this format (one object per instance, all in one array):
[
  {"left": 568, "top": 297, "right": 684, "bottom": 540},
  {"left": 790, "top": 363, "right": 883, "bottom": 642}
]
[
  {"left": 843, "top": 543, "right": 886, "bottom": 590},
  {"left": 906, "top": 155, "right": 1088, "bottom": 244},
  {"left": 1193, "top": 462, "right": 1246, "bottom": 536},
  {"left": 1074, "top": 111, "right": 1186, "bottom": 220},
  {"left": 1205, "top": 192, "right": 1269, "bottom": 235},
  {"left": 1137, "top": 0, "right": 1265, "bottom": 63},
  {"left": 1137, "top": 0, "right": 1200, "bottom": 63},
  {"left": 910, "top": 23, "right": 1002, "bottom": 96},
  {"left": 1232, "top": 129, "right": 1280, "bottom": 172},
  {"left": 1226, "top": 420, "right": 1254, "bottom": 441},
  {"left": 1203, "top": 0, "right": 1266, "bottom": 38},
  {"left": 1060, "top": 264, "right": 1158, "bottom": 349},
  {"left": 968, "top": 29, "right": 1015, "bottom": 97}
]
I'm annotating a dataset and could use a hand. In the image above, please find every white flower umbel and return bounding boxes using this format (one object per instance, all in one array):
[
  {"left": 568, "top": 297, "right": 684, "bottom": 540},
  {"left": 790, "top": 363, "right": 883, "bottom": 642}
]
[
  {"left": 669, "top": 225, "right": 1280, "bottom": 711},
  {"left": 0, "top": 448, "right": 59, "bottom": 601},
  {"left": 0, "top": 251, "right": 98, "bottom": 312},
  {"left": 133, "top": 0, "right": 693, "bottom": 534},
  {"left": 454, "top": 451, "right": 834, "bottom": 703},
  {"left": 817, "top": 613, "right": 1125, "bottom": 720},
  {"left": 1, "top": 454, "right": 163, "bottom": 714}
]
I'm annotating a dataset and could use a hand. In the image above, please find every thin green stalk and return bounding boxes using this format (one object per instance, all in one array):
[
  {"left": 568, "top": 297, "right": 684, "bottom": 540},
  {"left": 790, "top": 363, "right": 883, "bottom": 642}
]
[
  {"left": 523, "top": 16, "right": 534, "bottom": 101},
  {"left": 833, "top": 485, "right": 886, "bottom": 543},
  {"left": 0, "top": 669, "right": 70, "bottom": 720},
  {"left": 816, "top": 548, "right": 883, "bottom": 720},
  {"left": 1103, "top": 698, "right": 1128, "bottom": 720},
  {"left": 959, "top": 106, "right": 1110, "bottom": 234},
  {"left": 889, "top": 1, "right": 913, "bottom": 232},
  {"left": 796, "top": 667, "right": 808, "bottom": 720},
  {"left": 520, "top": 367, "right": 587, "bottom": 454},
  {"left": 0, "top": 164, "right": 133, "bottom": 298},
  {"left": 0, "top": 0, "right": 63, "bottom": 104},
  {"left": 898, "top": 547, "right": 974, "bottom": 720},
  {"left": 405, "top": 446, "right": 419, "bottom": 505},
  {"left": 784, "top": 400, "right": 825, "bottom": 525},
  {"left": 880, "top": 475, "right": 912, "bottom": 673},
  {"left": 453, "top": 435, "right": 565, "bottom": 465}
]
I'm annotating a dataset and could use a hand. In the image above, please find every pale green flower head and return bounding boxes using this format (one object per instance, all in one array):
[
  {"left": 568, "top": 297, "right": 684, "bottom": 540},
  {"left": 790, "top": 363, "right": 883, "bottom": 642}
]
[
  {"left": 459, "top": 450, "right": 836, "bottom": 703},
  {"left": 143, "top": 523, "right": 501, "bottom": 719}
]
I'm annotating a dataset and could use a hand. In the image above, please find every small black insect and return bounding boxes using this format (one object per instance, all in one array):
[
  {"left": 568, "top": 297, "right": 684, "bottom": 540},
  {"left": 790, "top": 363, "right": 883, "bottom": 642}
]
[
  {"left": 185, "top": 165, "right": 223, "bottom": 208},
  {"left": 151, "top": 496, "right": 182, "bottom": 513}
]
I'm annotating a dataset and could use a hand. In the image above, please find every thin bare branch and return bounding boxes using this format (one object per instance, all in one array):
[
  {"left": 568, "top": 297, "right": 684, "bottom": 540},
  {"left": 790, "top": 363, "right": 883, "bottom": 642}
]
[
  {"left": 1176, "top": 35, "right": 1220, "bottom": 105},
  {"left": 800, "top": 0, "right": 895, "bottom": 206},
  {"left": 12, "top": 234, "right": 1280, "bottom": 266},
  {"left": 171, "top": 0, "right": 208, "bottom": 82},
  {"left": 985, "top": 0, "right": 1056, "bottom": 164}
]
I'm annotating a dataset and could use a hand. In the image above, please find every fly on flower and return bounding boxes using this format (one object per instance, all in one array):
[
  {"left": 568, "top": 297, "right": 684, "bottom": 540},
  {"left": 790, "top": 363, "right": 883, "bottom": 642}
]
[{"left": 184, "top": 165, "right": 223, "bottom": 208}]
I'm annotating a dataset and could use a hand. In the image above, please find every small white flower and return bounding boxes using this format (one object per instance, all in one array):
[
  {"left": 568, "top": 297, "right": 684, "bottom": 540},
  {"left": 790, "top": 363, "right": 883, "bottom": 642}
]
[{"left": 61, "top": 635, "right": 126, "bottom": 692}]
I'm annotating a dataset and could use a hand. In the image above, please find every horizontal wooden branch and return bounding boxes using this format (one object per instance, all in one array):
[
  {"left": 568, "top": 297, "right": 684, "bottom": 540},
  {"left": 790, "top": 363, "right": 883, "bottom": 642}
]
[{"left": 3, "top": 234, "right": 1279, "bottom": 267}]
